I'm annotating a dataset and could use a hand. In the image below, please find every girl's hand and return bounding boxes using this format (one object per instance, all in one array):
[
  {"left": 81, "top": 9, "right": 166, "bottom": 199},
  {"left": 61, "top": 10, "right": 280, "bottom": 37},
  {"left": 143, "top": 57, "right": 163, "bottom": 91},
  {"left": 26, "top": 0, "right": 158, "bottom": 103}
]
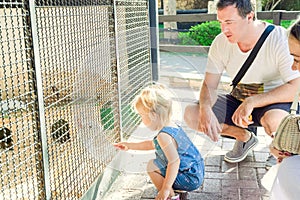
[
  {"left": 155, "top": 188, "right": 170, "bottom": 200},
  {"left": 113, "top": 142, "right": 129, "bottom": 151}
]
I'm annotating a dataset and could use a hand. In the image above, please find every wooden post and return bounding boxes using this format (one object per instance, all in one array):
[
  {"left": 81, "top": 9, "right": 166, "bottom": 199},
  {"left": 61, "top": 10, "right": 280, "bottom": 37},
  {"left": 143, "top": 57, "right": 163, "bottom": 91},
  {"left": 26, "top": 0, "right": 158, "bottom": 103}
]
[
  {"left": 163, "top": 0, "right": 177, "bottom": 40},
  {"left": 273, "top": 10, "right": 282, "bottom": 25}
]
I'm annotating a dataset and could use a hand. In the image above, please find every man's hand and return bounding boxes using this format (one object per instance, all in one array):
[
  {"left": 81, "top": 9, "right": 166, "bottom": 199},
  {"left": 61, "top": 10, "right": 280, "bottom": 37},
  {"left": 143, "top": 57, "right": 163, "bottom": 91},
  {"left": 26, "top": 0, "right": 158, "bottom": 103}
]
[
  {"left": 232, "top": 99, "right": 254, "bottom": 128},
  {"left": 198, "top": 106, "right": 221, "bottom": 142}
]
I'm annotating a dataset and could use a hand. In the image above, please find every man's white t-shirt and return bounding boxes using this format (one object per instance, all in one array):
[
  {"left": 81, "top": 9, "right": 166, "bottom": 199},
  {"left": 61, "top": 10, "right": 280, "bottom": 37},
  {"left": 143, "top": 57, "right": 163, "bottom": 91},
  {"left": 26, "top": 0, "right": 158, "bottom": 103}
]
[{"left": 206, "top": 23, "right": 300, "bottom": 92}]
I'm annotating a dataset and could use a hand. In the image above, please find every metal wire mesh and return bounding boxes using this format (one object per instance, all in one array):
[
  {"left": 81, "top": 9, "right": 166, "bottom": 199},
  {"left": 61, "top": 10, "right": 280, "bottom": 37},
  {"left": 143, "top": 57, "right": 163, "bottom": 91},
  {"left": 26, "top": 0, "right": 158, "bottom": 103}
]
[
  {"left": 35, "top": 4, "right": 119, "bottom": 199},
  {"left": 0, "top": 0, "right": 152, "bottom": 199},
  {"left": 0, "top": 2, "right": 45, "bottom": 199},
  {"left": 115, "top": 0, "right": 152, "bottom": 139}
]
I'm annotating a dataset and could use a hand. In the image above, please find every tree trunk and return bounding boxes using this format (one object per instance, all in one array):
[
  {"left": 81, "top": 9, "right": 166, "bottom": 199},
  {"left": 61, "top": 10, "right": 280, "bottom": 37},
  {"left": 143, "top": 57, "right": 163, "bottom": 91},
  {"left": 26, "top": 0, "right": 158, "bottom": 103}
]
[{"left": 254, "top": 0, "right": 262, "bottom": 11}]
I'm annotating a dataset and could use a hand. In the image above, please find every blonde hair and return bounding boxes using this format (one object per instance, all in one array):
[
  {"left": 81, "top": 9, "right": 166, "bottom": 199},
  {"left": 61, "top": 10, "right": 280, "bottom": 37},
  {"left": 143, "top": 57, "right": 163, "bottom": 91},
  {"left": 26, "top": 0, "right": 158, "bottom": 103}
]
[{"left": 133, "top": 84, "right": 173, "bottom": 127}]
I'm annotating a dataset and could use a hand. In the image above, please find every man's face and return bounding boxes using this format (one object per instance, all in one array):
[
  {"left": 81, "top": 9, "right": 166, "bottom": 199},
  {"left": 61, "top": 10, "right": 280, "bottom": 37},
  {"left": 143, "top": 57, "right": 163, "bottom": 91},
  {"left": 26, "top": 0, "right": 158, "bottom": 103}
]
[{"left": 217, "top": 5, "right": 249, "bottom": 43}]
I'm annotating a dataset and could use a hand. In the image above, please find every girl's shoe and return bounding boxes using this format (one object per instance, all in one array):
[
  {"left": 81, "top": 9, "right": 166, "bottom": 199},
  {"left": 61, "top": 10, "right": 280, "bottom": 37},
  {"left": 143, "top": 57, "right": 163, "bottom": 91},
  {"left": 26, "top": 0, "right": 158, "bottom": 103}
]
[
  {"left": 170, "top": 194, "right": 180, "bottom": 200},
  {"left": 174, "top": 190, "right": 188, "bottom": 200}
]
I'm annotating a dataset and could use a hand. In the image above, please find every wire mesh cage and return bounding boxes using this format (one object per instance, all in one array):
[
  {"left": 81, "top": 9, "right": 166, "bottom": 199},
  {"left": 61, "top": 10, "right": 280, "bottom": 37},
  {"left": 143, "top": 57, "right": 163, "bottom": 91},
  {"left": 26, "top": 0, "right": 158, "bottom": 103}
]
[
  {"left": 0, "top": 0, "right": 152, "bottom": 199},
  {"left": 0, "top": 1, "right": 45, "bottom": 199},
  {"left": 115, "top": 0, "right": 152, "bottom": 139}
]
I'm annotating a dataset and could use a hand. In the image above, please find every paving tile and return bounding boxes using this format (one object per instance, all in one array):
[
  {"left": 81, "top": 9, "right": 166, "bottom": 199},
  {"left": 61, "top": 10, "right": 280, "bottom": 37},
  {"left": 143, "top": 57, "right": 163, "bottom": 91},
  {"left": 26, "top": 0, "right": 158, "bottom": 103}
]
[
  {"left": 202, "top": 178, "right": 221, "bottom": 193},
  {"left": 209, "top": 149, "right": 227, "bottom": 156},
  {"left": 260, "top": 190, "right": 271, "bottom": 200},
  {"left": 204, "top": 171, "right": 236, "bottom": 180},
  {"left": 240, "top": 188, "right": 269, "bottom": 200},
  {"left": 238, "top": 167, "right": 257, "bottom": 180},
  {"left": 205, "top": 166, "right": 222, "bottom": 172},
  {"left": 242, "top": 154, "right": 255, "bottom": 162},
  {"left": 256, "top": 145, "right": 270, "bottom": 153},
  {"left": 221, "top": 140, "right": 236, "bottom": 151},
  {"left": 205, "top": 155, "right": 222, "bottom": 166},
  {"left": 103, "top": 188, "right": 143, "bottom": 200},
  {"left": 188, "top": 192, "right": 222, "bottom": 200},
  {"left": 222, "top": 179, "right": 259, "bottom": 189},
  {"left": 254, "top": 152, "right": 269, "bottom": 162},
  {"left": 221, "top": 187, "right": 239, "bottom": 199},
  {"left": 141, "top": 184, "right": 156, "bottom": 199},
  {"left": 221, "top": 161, "right": 238, "bottom": 173},
  {"left": 257, "top": 168, "right": 268, "bottom": 180},
  {"left": 239, "top": 161, "right": 266, "bottom": 168}
]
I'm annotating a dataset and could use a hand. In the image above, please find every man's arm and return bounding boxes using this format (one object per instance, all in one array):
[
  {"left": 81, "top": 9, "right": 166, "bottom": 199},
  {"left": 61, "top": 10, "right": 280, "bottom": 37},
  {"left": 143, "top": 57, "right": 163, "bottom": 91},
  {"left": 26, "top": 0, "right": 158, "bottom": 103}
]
[
  {"left": 199, "top": 72, "right": 221, "bottom": 108},
  {"left": 198, "top": 72, "right": 223, "bottom": 142},
  {"left": 244, "top": 77, "right": 300, "bottom": 108},
  {"left": 232, "top": 77, "right": 300, "bottom": 128}
]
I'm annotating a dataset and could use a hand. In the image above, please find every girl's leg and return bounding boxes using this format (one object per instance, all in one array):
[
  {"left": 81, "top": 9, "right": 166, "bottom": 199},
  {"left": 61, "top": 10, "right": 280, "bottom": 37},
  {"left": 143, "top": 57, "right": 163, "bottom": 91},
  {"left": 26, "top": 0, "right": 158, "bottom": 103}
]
[{"left": 147, "top": 159, "right": 175, "bottom": 197}]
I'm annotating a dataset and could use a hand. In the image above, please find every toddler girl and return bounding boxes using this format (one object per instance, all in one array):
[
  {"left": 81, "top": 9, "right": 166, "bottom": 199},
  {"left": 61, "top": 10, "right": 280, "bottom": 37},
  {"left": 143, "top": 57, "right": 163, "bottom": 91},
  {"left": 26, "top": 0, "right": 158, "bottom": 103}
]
[{"left": 114, "top": 84, "right": 205, "bottom": 200}]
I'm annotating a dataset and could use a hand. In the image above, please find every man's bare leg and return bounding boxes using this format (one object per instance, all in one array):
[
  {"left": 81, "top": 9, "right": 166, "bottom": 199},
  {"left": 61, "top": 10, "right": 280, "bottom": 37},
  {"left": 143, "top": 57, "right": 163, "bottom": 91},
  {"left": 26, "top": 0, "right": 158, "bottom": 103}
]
[{"left": 184, "top": 104, "right": 251, "bottom": 141}]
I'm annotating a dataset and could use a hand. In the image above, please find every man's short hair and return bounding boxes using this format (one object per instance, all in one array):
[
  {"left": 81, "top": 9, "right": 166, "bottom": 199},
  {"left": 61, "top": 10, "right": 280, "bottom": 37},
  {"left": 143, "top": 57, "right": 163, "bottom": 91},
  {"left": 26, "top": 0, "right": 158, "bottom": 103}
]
[{"left": 217, "top": 0, "right": 254, "bottom": 19}]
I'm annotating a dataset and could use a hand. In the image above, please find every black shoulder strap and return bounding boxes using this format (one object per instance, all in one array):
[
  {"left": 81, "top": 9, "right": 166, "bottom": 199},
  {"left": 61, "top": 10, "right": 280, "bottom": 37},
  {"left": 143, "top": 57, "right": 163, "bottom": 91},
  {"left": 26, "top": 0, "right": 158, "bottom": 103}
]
[{"left": 231, "top": 25, "right": 275, "bottom": 89}]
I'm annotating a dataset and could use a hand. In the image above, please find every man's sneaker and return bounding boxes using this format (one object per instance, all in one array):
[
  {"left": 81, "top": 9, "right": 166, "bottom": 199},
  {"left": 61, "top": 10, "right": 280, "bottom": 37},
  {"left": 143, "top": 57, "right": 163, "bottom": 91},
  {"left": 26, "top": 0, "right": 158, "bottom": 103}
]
[
  {"left": 265, "top": 154, "right": 277, "bottom": 170},
  {"left": 224, "top": 132, "right": 258, "bottom": 163}
]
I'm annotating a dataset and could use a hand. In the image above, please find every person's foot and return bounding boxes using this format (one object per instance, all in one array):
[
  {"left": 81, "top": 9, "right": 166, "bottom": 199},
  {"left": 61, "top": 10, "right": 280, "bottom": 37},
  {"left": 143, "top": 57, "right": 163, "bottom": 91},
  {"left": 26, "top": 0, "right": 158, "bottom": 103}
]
[
  {"left": 224, "top": 132, "right": 258, "bottom": 163},
  {"left": 265, "top": 154, "right": 277, "bottom": 170},
  {"left": 168, "top": 194, "right": 180, "bottom": 200},
  {"left": 174, "top": 190, "right": 188, "bottom": 200}
]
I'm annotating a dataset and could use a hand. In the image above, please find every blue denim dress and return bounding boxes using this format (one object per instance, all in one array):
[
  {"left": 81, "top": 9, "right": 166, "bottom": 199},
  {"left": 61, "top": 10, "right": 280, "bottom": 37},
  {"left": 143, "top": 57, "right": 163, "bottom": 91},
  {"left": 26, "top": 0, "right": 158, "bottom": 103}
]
[{"left": 153, "top": 125, "right": 205, "bottom": 191}]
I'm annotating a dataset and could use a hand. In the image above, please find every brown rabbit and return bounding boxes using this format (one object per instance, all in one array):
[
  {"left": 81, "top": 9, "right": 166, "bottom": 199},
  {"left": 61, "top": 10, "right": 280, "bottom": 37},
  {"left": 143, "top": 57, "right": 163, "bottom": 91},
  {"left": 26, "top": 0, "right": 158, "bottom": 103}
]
[{"left": 0, "top": 127, "right": 13, "bottom": 150}]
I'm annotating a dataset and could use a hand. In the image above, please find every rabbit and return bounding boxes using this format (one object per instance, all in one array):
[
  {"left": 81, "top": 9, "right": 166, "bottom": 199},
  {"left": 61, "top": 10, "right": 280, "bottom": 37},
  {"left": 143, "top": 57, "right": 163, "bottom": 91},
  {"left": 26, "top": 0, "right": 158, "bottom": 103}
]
[
  {"left": 51, "top": 119, "right": 70, "bottom": 143},
  {"left": 0, "top": 127, "right": 13, "bottom": 150}
]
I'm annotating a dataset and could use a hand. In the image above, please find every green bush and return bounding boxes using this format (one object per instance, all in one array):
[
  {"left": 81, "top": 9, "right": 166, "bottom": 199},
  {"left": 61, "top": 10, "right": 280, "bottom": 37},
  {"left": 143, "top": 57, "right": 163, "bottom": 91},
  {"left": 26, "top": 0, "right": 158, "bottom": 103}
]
[
  {"left": 281, "top": 20, "right": 296, "bottom": 29},
  {"left": 100, "top": 104, "right": 140, "bottom": 130},
  {"left": 264, "top": 20, "right": 295, "bottom": 29},
  {"left": 178, "top": 20, "right": 296, "bottom": 46},
  {"left": 178, "top": 21, "right": 221, "bottom": 46},
  {"left": 177, "top": 32, "right": 199, "bottom": 45},
  {"left": 100, "top": 106, "right": 115, "bottom": 130}
]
